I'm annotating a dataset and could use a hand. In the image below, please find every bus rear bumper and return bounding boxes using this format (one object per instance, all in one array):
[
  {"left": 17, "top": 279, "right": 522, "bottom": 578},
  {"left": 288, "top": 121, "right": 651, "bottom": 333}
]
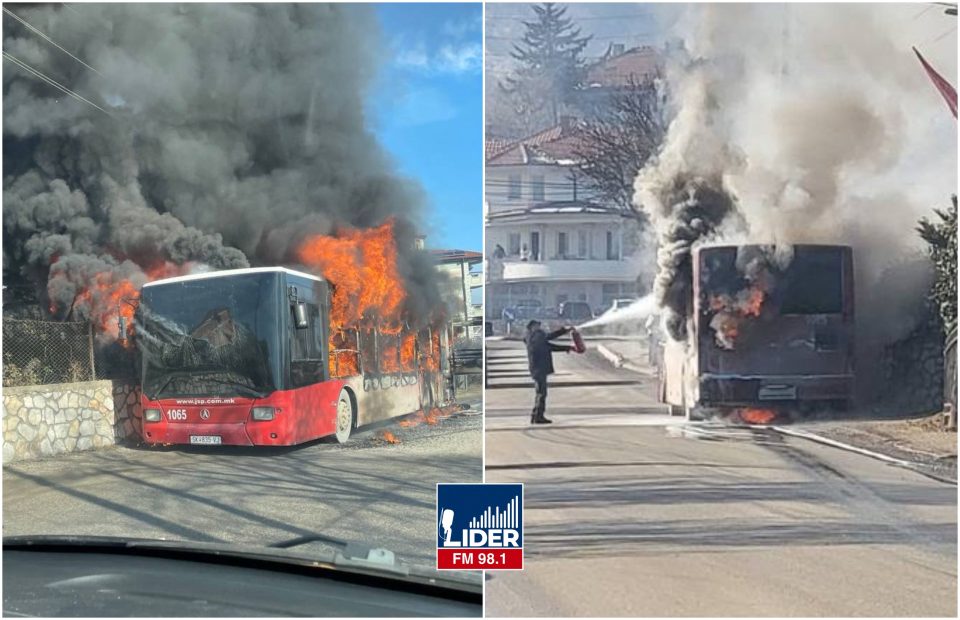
[{"left": 699, "top": 373, "right": 854, "bottom": 406}]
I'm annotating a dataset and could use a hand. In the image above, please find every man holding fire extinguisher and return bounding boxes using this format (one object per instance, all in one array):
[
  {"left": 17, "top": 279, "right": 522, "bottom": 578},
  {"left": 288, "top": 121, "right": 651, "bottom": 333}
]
[{"left": 523, "top": 320, "right": 586, "bottom": 424}]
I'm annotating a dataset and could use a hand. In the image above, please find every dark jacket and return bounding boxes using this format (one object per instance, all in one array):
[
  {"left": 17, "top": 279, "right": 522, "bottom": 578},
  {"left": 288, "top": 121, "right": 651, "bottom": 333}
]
[{"left": 524, "top": 326, "right": 571, "bottom": 379}]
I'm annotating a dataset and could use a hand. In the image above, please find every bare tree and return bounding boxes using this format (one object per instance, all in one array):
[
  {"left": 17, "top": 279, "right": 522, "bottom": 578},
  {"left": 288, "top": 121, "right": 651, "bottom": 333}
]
[{"left": 573, "top": 77, "right": 665, "bottom": 213}]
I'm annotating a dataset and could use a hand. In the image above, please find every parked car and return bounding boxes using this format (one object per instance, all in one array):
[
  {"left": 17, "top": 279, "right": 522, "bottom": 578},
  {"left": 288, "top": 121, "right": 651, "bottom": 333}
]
[
  {"left": 557, "top": 301, "right": 593, "bottom": 323},
  {"left": 610, "top": 298, "right": 638, "bottom": 312}
]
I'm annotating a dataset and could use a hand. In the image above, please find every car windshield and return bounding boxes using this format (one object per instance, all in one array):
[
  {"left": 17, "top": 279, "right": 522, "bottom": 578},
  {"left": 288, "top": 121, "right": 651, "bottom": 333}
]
[{"left": 137, "top": 273, "right": 283, "bottom": 400}]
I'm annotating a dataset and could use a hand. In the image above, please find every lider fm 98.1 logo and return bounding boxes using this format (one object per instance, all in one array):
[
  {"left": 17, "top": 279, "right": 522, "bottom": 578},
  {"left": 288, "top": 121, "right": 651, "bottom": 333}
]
[{"left": 436, "top": 483, "right": 523, "bottom": 570}]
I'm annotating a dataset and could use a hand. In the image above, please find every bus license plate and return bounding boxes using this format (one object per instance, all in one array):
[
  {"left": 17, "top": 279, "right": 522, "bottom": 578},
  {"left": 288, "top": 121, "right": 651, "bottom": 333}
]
[{"left": 190, "top": 435, "right": 222, "bottom": 445}]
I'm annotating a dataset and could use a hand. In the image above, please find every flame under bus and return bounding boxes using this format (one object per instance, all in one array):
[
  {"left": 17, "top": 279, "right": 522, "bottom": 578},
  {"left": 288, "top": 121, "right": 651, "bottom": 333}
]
[
  {"left": 136, "top": 267, "right": 436, "bottom": 446},
  {"left": 659, "top": 245, "right": 854, "bottom": 419}
]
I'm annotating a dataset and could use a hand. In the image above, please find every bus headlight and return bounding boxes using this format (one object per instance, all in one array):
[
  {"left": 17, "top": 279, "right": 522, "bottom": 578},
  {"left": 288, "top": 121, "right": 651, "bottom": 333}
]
[
  {"left": 144, "top": 408, "right": 161, "bottom": 422},
  {"left": 251, "top": 407, "right": 275, "bottom": 421}
]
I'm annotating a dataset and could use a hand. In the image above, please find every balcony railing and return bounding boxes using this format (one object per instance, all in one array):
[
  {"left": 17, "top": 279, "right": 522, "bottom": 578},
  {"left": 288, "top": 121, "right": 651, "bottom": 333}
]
[{"left": 491, "top": 257, "right": 642, "bottom": 282}]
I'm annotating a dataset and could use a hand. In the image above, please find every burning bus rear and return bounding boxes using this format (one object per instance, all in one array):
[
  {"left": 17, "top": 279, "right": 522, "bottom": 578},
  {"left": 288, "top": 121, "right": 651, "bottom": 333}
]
[
  {"left": 660, "top": 244, "right": 855, "bottom": 419},
  {"left": 136, "top": 267, "right": 437, "bottom": 446}
]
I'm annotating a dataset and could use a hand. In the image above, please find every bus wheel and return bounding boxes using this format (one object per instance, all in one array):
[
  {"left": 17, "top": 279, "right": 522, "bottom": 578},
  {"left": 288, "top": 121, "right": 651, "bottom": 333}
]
[
  {"left": 335, "top": 389, "right": 356, "bottom": 445},
  {"left": 685, "top": 404, "right": 706, "bottom": 422}
]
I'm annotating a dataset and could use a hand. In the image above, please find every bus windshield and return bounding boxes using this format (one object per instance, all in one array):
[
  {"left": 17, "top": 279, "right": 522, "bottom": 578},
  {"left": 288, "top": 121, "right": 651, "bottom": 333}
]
[{"left": 137, "top": 272, "right": 283, "bottom": 400}]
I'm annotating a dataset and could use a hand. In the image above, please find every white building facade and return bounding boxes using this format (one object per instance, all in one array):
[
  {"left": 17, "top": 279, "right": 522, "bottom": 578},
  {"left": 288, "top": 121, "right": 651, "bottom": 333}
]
[
  {"left": 485, "top": 127, "right": 647, "bottom": 321},
  {"left": 431, "top": 249, "right": 484, "bottom": 341}
]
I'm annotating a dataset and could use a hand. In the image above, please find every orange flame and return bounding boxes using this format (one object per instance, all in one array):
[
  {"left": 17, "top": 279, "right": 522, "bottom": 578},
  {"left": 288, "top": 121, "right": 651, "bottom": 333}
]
[
  {"left": 380, "top": 334, "right": 400, "bottom": 374},
  {"left": 297, "top": 220, "right": 405, "bottom": 332},
  {"left": 330, "top": 331, "right": 361, "bottom": 377},
  {"left": 397, "top": 404, "right": 459, "bottom": 429},
  {"left": 708, "top": 285, "right": 766, "bottom": 349},
  {"left": 739, "top": 408, "right": 776, "bottom": 424},
  {"left": 743, "top": 288, "right": 764, "bottom": 317},
  {"left": 297, "top": 220, "right": 425, "bottom": 377},
  {"left": 421, "top": 329, "right": 442, "bottom": 372},
  {"left": 50, "top": 260, "right": 192, "bottom": 344},
  {"left": 401, "top": 332, "right": 417, "bottom": 371},
  {"left": 379, "top": 430, "right": 401, "bottom": 444}
]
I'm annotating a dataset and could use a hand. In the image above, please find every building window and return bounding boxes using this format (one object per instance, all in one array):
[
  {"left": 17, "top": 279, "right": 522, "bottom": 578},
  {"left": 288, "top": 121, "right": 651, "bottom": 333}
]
[
  {"left": 508, "top": 232, "right": 521, "bottom": 256},
  {"left": 602, "top": 283, "right": 621, "bottom": 307},
  {"left": 508, "top": 174, "right": 522, "bottom": 200},
  {"left": 606, "top": 231, "right": 620, "bottom": 260},
  {"left": 578, "top": 230, "right": 587, "bottom": 258},
  {"left": 532, "top": 175, "right": 545, "bottom": 202},
  {"left": 557, "top": 232, "right": 568, "bottom": 258}
]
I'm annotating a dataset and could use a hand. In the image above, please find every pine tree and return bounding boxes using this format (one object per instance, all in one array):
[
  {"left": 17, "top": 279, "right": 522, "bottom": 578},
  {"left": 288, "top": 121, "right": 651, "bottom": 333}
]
[{"left": 499, "top": 3, "right": 591, "bottom": 128}]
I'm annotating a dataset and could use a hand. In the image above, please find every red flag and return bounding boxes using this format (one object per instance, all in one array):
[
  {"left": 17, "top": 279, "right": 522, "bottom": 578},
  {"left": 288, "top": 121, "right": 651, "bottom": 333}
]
[{"left": 913, "top": 46, "right": 957, "bottom": 119}]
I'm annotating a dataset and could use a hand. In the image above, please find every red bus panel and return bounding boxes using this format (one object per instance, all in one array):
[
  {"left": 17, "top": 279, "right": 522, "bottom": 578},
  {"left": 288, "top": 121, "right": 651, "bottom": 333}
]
[{"left": 140, "top": 379, "right": 346, "bottom": 446}]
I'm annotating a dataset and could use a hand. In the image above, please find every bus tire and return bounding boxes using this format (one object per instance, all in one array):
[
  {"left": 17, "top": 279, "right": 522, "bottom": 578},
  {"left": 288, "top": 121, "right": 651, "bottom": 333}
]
[
  {"left": 335, "top": 388, "right": 356, "bottom": 445},
  {"left": 685, "top": 406, "right": 707, "bottom": 421}
]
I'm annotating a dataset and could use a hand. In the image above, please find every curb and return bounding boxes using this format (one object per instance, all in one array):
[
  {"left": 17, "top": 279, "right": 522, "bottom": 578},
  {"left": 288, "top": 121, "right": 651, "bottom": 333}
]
[
  {"left": 594, "top": 343, "right": 655, "bottom": 377},
  {"left": 595, "top": 344, "right": 625, "bottom": 368},
  {"left": 768, "top": 425, "right": 958, "bottom": 485}
]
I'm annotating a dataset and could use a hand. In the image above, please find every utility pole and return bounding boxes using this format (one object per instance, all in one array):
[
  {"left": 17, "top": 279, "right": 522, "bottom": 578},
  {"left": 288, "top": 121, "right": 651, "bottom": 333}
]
[{"left": 460, "top": 258, "right": 470, "bottom": 328}]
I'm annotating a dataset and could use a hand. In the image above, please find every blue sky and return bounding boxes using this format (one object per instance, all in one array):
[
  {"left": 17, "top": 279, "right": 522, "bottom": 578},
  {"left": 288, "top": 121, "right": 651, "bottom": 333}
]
[{"left": 370, "top": 3, "right": 482, "bottom": 252}]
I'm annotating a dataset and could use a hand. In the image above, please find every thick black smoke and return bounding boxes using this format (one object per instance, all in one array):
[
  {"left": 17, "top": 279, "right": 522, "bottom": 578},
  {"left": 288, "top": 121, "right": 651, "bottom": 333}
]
[
  {"left": 645, "top": 175, "right": 739, "bottom": 340},
  {"left": 3, "top": 4, "right": 440, "bottom": 324}
]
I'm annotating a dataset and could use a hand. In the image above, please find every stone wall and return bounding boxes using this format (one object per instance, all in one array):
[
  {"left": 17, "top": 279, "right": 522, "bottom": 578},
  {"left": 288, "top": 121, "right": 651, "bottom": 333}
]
[
  {"left": 112, "top": 381, "right": 143, "bottom": 442},
  {"left": 3, "top": 380, "right": 116, "bottom": 463},
  {"left": 878, "top": 321, "right": 945, "bottom": 416}
]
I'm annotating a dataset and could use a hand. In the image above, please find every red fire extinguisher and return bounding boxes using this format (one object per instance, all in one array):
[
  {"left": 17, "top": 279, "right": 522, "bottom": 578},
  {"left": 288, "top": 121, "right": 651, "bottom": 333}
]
[{"left": 571, "top": 328, "right": 586, "bottom": 354}]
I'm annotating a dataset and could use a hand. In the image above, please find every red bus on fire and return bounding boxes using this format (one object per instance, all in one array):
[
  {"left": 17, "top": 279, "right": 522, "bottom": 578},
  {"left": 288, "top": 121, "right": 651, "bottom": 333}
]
[
  {"left": 135, "top": 266, "right": 445, "bottom": 446},
  {"left": 658, "top": 244, "right": 855, "bottom": 422}
]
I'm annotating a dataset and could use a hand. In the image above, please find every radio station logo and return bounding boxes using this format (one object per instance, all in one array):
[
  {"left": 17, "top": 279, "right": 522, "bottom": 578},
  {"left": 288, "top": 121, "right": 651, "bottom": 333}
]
[{"left": 436, "top": 483, "right": 523, "bottom": 570}]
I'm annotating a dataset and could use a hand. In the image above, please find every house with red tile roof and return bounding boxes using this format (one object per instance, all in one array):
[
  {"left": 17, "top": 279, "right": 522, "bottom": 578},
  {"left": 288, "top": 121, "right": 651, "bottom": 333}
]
[{"left": 484, "top": 117, "right": 648, "bottom": 326}]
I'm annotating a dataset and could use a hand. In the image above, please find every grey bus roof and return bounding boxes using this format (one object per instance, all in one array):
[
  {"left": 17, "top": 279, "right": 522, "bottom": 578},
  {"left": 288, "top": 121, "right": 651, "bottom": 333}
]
[
  {"left": 142, "top": 266, "right": 324, "bottom": 288},
  {"left": 695, "top": 242, "right": 853, "bottom": 251}
]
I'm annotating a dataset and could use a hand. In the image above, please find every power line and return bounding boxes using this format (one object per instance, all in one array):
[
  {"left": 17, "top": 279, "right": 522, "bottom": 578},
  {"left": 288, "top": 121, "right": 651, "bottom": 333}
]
[
  {"left": 2, "top": 51, "right": 111, "bottom": 116},
  {"left": 3, "top": 7, "right": 102, "bottom": 76},
  {"left": 912, "top": 4, "right": 936, "bottom": 19},
  {"left": 929, "top": 24, "right": 958, "bottom": 43},
  {"left": 60, "top": 3, "right": 83, "bottom": 17},
  {"left": 485, "top": 13, "right": 655, "bottom": 22}
]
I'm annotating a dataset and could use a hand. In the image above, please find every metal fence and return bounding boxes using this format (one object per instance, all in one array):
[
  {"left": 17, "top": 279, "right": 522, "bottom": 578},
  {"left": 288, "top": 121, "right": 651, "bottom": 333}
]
[
  {"left": 450, "top": 322, "right": 482, "bottom": 397},
  {"left": 2, "top": 319, "right": 96, "bottom": 387}
]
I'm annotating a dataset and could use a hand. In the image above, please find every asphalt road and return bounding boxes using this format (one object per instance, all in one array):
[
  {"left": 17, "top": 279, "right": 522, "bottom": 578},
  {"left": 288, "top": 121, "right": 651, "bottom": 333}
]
[
  {"left": 484, "top": 338, "right": 957, "bottom": 617},
  {"left": 3, "top": 403, "right": 482, "bottom": 569}
]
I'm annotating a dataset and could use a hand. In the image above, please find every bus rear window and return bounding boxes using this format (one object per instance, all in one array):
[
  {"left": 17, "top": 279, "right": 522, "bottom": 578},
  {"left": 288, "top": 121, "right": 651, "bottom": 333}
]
[
  {"left": 700, "top": 246, "right": 845, "bottom": 316},
  {"left": 779, "top": 248, "right": 843, "bottom": 315}
]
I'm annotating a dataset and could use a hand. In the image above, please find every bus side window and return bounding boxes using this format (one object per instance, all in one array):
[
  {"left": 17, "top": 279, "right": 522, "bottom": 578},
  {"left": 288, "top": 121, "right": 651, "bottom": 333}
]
[{"left": 290, "top": 303, "right": 324, "bottom": 388}]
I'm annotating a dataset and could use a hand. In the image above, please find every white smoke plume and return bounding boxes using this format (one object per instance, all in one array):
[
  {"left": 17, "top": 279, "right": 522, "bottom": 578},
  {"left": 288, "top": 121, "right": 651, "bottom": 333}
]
[{"left": 634, "top": 3, "right": 956, "bottom": 361}]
